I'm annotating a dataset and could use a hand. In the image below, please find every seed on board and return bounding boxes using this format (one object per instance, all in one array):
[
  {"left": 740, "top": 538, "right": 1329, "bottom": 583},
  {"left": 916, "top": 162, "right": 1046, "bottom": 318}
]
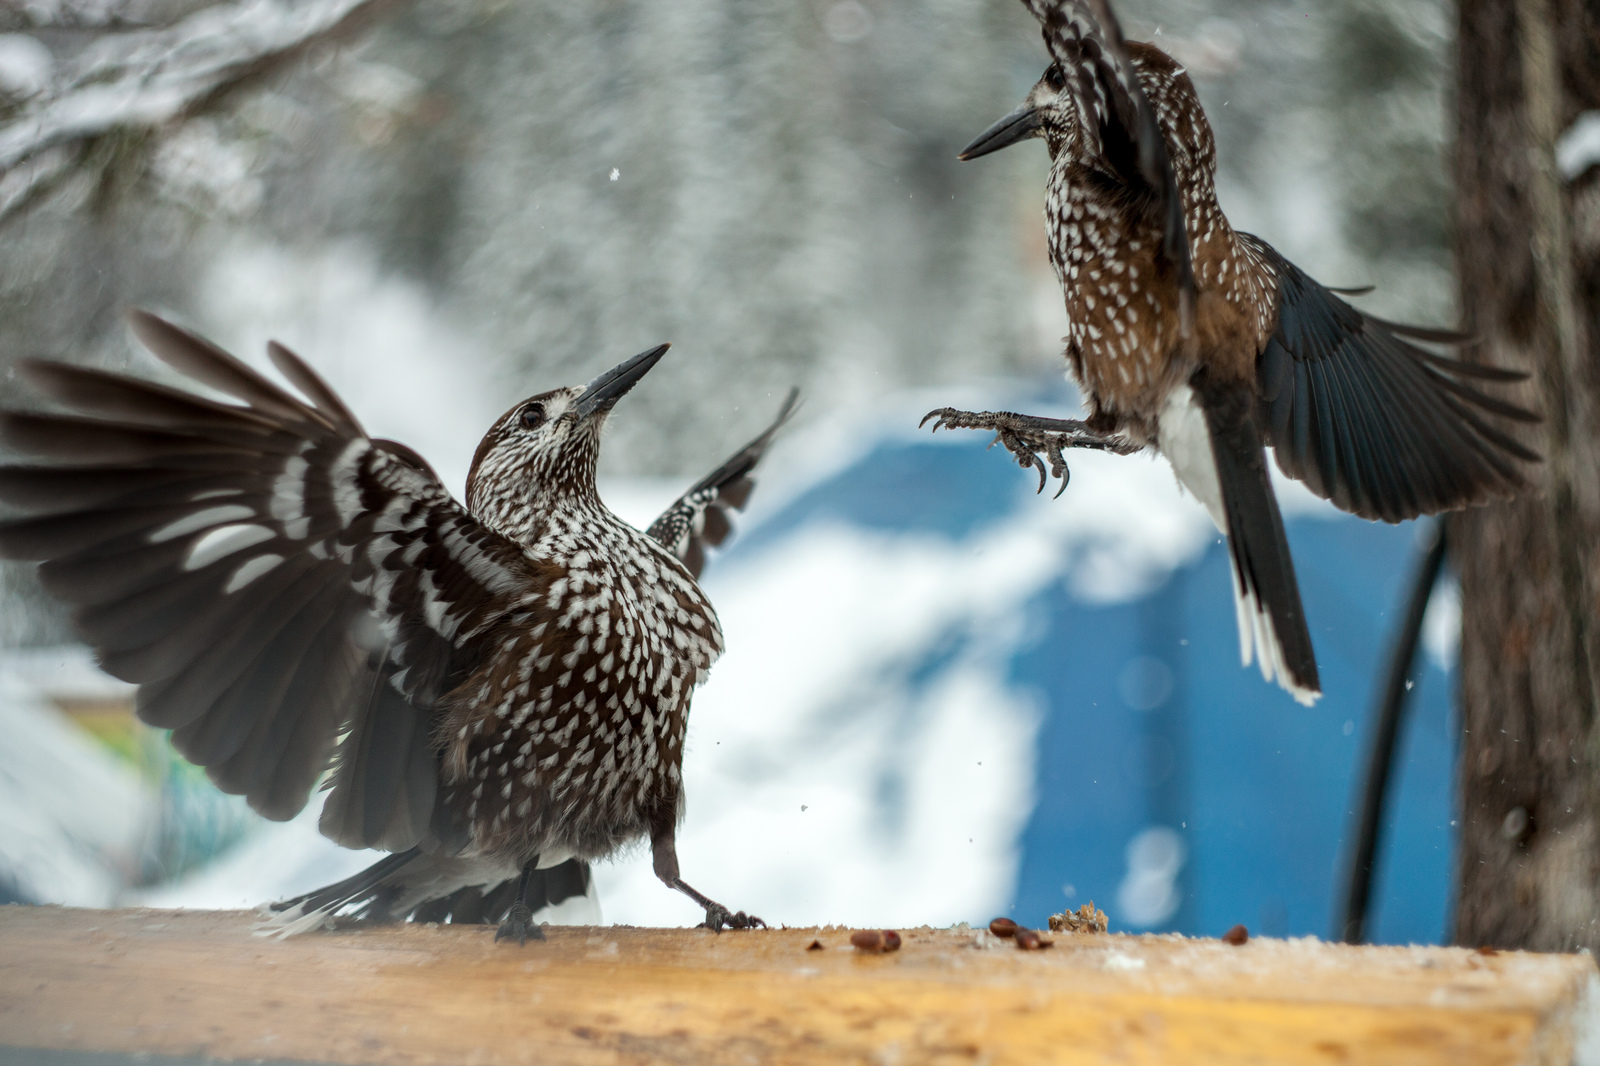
[
  {"left": 807, "top": 939, "right": 824, "bottom": 951},
  {"left": 850, "top": 929, "right": 902, "bottom": 953},
  {"left": 1223, "top": 924, "right": 1249, "bottom": 945},
  {"left": 990, "top": 917, "right": 1019, "bottom": 938},
  {"left": 1014, "top": 926, "right": 1051, "bottom": 950}
]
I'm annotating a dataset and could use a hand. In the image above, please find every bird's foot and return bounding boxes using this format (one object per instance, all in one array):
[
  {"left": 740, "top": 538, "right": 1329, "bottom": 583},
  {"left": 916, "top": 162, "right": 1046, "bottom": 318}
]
[
  {"left": 920, "top": 408, "right": 1138, "bottom": 497},
  {"left": 494, "top": 901, "right": 545, "bottom": 945},
  {"left": 699, "top": 900, "right": 766, "bottom": 932}
]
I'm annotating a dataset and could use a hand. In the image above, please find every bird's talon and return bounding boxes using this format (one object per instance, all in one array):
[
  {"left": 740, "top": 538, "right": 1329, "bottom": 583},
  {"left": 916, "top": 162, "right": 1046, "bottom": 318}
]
[
  {"left": 494, "top": 901, "right": 544, "bottom": 945},
  {"left": 1046, "top": 440, "right": 1072, "bottom": 498},
  {"left": 916, "top": 406, "right": 1122, "bottom": 499},
  {"left": 700, "top": 902, "right": 764, "bottom": 932}
]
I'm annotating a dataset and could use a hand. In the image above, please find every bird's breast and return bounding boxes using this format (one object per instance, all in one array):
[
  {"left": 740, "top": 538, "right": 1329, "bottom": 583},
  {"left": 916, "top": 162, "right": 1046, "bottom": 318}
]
[
  {"left": 1046, "top": 170, "right": 1279, "bottom": 419},
  {"left": 439, "top": 513, "right": 721, "bottom": 856},
  {"left": 1047, "top": 176, "right": 1182, "bottom": 417}
]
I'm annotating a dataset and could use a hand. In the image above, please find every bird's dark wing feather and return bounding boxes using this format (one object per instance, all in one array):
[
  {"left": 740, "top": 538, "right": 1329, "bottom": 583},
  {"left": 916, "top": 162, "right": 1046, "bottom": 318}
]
[
  {"left": 0, "top": 312, "right": 536, "bottom": 851},
  {"left": 1022, "top": 0, "right": 1194, "bottom": 327},
  {"left": 646, "top": 388, "right": 798, "bottom": 579},
  {"left": 1246, "top": 236, "right": 1540, "bottom": 523}
]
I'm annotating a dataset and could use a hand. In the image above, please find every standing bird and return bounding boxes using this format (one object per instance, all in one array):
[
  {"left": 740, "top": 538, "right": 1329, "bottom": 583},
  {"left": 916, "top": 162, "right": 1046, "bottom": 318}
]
[
  {"left": 924, "top": 0, "right": 1538, "bottom": 705},
  {"left": 0, "top": 311, "right": 798, "bottom": 941}
]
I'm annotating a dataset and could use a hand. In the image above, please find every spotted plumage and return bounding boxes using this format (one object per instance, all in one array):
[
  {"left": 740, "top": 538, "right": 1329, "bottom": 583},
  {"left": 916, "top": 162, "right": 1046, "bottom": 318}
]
[
  {"left": 0, "top": 312, "right": 795, "bottom": 939},
  {"left": 928, "top": 0, "right": 1539, "bottom": 705}
]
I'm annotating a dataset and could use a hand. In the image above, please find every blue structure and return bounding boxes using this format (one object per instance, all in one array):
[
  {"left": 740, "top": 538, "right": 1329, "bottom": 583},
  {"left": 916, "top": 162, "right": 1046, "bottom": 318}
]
[
  {"left": 721, "top": 386, "right": 1456, "bottom": 945},
  {"left": 1006, "top": 517, "right": 1455, "bottom": 944}
]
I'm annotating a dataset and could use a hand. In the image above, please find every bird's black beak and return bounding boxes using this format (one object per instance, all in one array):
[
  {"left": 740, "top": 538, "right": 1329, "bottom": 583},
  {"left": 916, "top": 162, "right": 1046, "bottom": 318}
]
[
  {"left": 958, "top": 103, "right": 1041, "bottom": 160},
  {"left": 574, "top": 343, "right": 670, "bottom": 419}
]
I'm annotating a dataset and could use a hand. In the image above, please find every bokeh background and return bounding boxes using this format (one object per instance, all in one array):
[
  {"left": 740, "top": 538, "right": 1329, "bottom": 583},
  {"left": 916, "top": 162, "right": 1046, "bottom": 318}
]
[{"left": 0, "top": 0, "right": 1461, "bottom": 941}]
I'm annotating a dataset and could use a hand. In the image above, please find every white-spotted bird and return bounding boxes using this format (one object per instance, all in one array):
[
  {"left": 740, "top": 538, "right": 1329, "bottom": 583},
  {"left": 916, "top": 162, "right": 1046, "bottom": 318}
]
[
  {"left": 0, "top": 312, "right": 797, "bottom": 941},
  {"left": 924, "top": 0, "right": 1538, "bottom": 705}
]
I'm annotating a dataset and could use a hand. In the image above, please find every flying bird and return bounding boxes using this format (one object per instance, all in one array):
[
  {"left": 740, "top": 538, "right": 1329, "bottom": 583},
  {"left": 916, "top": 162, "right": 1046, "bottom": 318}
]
[
  {"left": 0, "top": 312, "right": 797, "bottom": 940},
  {"left": 924, "top": 0, "right": 1538, "bottom": 705}
]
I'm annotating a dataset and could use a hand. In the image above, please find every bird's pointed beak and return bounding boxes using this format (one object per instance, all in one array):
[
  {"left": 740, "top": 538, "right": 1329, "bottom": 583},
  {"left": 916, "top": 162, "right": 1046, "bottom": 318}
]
[
  {"left": 958, "top": 103, "right": 1042, "bottom": 160},
  {"left": 574, "top": 343, "right": 670, "bottom": 419}
]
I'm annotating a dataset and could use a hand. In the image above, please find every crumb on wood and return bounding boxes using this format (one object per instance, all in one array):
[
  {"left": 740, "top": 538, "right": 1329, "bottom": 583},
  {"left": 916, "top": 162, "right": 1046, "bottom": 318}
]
[
  {"left": 1048, "top": 903, "right": 1109, "bottom": 935},
  {"left": 1014, "top": 927, "right": 1052, "bottom": 950},
  {"left": 850, "top": 930, "right": 901, "bottom": 953}
]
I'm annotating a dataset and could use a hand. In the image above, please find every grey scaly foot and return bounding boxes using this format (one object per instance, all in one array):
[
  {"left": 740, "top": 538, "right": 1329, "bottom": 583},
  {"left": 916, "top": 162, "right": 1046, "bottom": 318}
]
[
  {"left": 494, "top": 901, "right": 545, "bottom": 945},
  {"left": 920, "top": 407, "right": 1139, "bottom": 497},
  {"left": 700, "top": 901, "right": 766, "bottom": 932},
  {"left": 668, "top": 875, "right": 766, "bottom": 932}
]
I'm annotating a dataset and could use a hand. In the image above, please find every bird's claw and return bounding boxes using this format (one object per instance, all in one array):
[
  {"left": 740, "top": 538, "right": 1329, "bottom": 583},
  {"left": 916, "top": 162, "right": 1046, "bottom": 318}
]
[
  {"left": 1043, "top": 438, "right": 1072, "bottom": 499},
  {"left": 920, "top": 407, "right": 976, "bottom": 434},
  {"left": 699, "top": 902, "right": 766, "bottom": 932},
  {"left": 494, "top": 901, "right": 545, "bottom": 945},
  {"left": 924, "top": 407, "right": 1099, "bottom": 498},
  {"left": 1003, "top": 431, "right": 1072, "bottom": 498}
]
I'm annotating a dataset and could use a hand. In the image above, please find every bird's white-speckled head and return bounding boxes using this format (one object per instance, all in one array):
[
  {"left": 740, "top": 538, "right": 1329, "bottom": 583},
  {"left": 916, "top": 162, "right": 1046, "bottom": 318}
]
[
  {"left": 465, "top": 344, "right": 668, "bottom": 539},
  {"left": 959, "top": 62, "right": 1079, "bottom": 161}
]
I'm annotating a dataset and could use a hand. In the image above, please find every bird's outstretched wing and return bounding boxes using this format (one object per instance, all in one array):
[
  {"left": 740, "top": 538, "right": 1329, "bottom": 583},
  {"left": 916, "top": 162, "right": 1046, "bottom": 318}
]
[
  {"left": 0, "top": 311, "right": 540, "bottom": 851},
  {"left": 646, "top": 388, "right": 798, "bottom": 579},
  {"left": 1022, "top": 0, "right": 1194, "bottom": 330},
  {"left": 1247, "top": 237, "right": 1541, "bottom": 523}
]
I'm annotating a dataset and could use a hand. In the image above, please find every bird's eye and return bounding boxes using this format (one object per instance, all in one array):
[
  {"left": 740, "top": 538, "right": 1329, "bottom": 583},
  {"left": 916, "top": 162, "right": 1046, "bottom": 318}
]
[
  {"left": 519, "top": 403, "right": 546, "bottom": 429},
  {"left": 1045, "top": 64, "right": 1066, "bottom": 91}
]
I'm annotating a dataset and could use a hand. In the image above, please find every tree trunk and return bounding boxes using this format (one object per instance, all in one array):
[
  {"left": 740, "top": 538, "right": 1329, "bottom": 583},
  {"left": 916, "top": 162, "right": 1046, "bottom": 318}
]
[{"left": 1452, "top": 0, "right": 1600, "bottom": 951}]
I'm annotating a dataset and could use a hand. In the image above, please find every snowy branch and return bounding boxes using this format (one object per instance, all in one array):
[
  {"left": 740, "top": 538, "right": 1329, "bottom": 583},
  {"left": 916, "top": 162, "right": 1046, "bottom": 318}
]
[
  {"left": 2, "top": 0, "right": 151, "bottom": 30},
  {"left": 0, "top": 0, "right": 404, "bottom": 192}
]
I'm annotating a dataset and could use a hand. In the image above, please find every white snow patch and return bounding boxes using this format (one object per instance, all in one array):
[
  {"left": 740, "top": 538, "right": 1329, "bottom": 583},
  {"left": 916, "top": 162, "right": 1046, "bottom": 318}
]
[
  {"left": 1574, "top": 972, "right": 1600, "bottom": 1066},
  {"left": 0, "top": 648, "right": 150, "bottom": 906},
  {"left": 1422, "top": 577, "right": 1461, "bottom": 673},
  {"left": 1558, "top": 111, "right": 1600, "bottom": 181},
  {"left": 150, "top": 118, "right": 262, "bottom": 216},
  {"left": 134, "top": 801, "right": 372, "bottom": 911},
  {"left": 1102, "top": 951, "right": 1147, "bottom": 971},
  {"left": 195, "top": 238, "right": 502, "bottom": 500},
  {"left": 1116, "top": 825, "right": 1187, "bottom": 929},
  {"left": 0, "top": 35, "right": 54, "bottom": 99}
]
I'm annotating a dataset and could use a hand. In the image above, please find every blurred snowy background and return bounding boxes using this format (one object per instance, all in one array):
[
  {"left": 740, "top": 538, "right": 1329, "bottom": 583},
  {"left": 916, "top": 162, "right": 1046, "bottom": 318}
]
[{"left": 0, "top": 0, "right": 1460, "bottom": 941}]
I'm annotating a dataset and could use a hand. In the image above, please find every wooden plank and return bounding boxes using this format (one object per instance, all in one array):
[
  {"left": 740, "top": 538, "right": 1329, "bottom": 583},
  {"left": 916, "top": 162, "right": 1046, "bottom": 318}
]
[{"left": 0, "top": 906, "right": 1592, "bottom": 1065}]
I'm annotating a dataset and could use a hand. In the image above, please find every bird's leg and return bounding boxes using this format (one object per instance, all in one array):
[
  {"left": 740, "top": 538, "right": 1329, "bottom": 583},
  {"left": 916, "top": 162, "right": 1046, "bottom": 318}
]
[
  {"left": 921, "top": 408, "right": 1140, "bottom": 498},
  {"left": 652, "top": 820, "right": 765, "bottom": 933},
  {"left": 494, "top": 858, "right": 546, "bottom": 945},
  {"left": 671, "top": 877, "right": 766, "bottom": 932}
]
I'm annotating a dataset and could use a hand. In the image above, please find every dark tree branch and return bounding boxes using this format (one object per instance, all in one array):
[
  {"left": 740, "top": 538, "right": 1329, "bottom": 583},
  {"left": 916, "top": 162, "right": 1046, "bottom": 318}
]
[{"left": 0, "top": 0, "right": 407, "bottom": 219}]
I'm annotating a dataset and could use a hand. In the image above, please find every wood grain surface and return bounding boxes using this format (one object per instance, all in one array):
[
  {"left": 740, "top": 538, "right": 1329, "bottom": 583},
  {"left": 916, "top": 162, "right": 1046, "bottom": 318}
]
[{"left": 0, "top": 906, "right": 1593, "bottom": 1065}]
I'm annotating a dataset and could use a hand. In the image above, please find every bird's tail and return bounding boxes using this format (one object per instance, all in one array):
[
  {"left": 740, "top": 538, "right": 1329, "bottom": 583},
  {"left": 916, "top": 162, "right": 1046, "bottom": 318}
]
[
  {"left": 257, "top": 849, "right": 596, "bottom": 938},
  {"left": 259, "top": 847, "right": 423, "bottom": 937},
  {"left": 1159, "top": 380, "right": 1321, "bottom": 705}
]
